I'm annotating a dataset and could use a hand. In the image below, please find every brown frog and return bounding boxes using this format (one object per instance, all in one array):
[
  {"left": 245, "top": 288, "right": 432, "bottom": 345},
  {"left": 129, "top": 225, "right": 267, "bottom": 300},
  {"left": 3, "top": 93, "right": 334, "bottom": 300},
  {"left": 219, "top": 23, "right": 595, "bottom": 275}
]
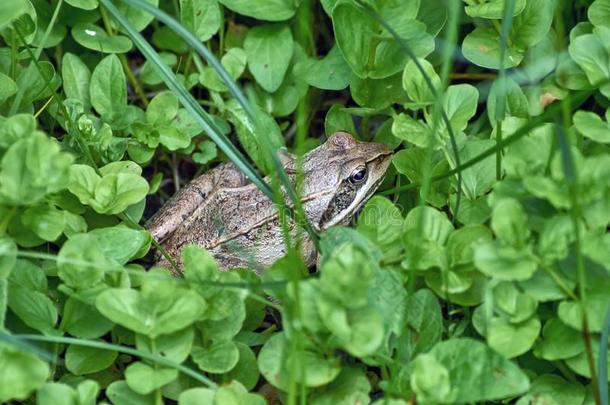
[{"left": 146, "top": 132, "right": 392, "bottom": 273}]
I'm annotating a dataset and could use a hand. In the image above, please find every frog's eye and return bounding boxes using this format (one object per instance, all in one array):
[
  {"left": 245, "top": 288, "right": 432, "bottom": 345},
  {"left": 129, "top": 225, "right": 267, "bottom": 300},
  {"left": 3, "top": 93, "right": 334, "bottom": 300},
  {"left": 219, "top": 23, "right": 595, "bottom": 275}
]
[{"left": 349, "top": 167, "right": 367, "bottom": 184}]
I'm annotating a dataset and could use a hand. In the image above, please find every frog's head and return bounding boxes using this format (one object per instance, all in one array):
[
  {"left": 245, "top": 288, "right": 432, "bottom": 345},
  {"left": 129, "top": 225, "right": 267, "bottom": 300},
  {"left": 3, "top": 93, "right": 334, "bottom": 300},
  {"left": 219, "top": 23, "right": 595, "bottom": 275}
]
[{"left": 300, "top": 132, "right": 393, "bottom": 230}]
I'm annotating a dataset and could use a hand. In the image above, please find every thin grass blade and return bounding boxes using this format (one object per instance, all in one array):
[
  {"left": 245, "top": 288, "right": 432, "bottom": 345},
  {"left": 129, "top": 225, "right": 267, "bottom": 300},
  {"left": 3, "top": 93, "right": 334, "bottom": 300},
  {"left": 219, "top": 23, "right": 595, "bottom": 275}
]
[
  {"left": 600, "top": 305, "right": 610, "bottom": 405},
  {"left": 6, "top": 333, "right": 216, "bottom": 388}
]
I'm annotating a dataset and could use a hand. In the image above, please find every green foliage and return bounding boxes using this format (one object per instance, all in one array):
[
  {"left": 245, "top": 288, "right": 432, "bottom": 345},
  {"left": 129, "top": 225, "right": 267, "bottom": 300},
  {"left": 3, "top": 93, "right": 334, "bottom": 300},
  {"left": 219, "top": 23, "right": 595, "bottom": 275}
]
[{"left": 0, "top": 0, "right": 609, "bottom": 404}]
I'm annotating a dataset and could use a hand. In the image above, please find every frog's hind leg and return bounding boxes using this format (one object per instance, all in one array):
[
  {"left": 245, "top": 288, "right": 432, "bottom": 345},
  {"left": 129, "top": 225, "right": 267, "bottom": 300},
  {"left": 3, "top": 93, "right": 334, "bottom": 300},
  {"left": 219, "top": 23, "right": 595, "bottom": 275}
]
[{"left": 145, "top": 162, "right": 249, "bottom": 243}]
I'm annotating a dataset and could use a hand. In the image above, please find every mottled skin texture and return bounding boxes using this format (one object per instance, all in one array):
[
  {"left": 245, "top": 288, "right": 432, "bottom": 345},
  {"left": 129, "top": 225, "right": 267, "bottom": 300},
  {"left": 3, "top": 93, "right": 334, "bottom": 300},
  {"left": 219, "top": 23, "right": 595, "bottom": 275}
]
[{"left": 146, "top": 132, "right": 392, "bottom": 274}]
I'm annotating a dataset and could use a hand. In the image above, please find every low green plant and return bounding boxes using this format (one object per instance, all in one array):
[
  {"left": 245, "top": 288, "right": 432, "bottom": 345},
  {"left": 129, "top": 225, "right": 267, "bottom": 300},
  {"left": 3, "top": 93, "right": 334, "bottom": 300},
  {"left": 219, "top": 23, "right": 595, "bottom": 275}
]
[{"left": 0, "top": 0, "right": 609, "bottom": 404}]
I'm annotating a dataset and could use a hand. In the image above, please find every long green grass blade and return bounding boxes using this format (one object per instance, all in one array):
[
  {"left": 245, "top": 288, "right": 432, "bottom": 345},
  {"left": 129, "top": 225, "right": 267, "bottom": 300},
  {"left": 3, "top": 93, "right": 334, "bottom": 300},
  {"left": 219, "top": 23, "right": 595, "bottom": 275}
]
[
  {"left": 6, "top": 333, "right": 216, "bottom": 388},
  {"left": 108, "top": 0, "right": 319, "bottom": 247},
  {"left": 0, "top": 331, "right": 56, "bottom": 363}
]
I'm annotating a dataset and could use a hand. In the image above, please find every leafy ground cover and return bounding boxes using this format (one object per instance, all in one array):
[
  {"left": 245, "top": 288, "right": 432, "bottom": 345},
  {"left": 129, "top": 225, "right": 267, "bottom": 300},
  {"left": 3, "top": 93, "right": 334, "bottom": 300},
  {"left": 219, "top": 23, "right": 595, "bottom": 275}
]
[{"left": 1, "top": 0, "right": 610, "bottom": 403}]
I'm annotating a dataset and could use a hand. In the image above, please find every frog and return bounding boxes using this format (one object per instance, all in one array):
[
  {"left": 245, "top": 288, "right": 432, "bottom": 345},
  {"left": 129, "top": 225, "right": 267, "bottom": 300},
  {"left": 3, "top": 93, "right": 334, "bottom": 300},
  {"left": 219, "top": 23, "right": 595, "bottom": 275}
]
[{"left": 146, "top": 132, "right": 392, "bottom": 274}]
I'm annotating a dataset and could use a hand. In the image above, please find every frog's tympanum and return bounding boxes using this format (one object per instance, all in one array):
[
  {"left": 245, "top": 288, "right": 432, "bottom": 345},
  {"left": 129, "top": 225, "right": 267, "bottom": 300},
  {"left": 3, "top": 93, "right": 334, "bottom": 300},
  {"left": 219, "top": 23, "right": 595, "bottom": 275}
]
[{"left": 146, "top": 132, "right": 392, "bottom": 273}]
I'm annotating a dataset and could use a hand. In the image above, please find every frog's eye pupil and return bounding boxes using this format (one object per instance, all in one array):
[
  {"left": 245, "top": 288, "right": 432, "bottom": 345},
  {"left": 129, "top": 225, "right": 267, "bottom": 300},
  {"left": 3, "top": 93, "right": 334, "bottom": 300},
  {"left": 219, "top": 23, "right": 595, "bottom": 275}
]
[{"left": 350, "top": 167, "right": 367, "bottom": 183}]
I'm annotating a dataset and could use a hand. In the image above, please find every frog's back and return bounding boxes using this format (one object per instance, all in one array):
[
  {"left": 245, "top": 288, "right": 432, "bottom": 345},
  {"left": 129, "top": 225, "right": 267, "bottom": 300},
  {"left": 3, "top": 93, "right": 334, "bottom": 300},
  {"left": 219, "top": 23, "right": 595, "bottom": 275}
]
[{"left": 148, "top": 163, "right": 286, "bottom": 271}]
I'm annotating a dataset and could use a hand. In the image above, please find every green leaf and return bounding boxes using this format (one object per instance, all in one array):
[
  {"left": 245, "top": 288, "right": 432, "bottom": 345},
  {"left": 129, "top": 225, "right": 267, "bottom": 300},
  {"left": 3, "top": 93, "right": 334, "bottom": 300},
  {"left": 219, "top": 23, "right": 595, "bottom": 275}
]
[
  {"left": 515, "top": 375, "right": 586, "bottom": 405},
  {"left": 0, "top": 0, "right": 33, "bottom": 31},
  {"left": 146, "top": 91, "right": 178, "bottom": 125},
  {"left": 65, "top": 344, "right": 117, "bottom": 375},
  {"left": 309, "top": 366, "right": 371, "bottom": 405},
  {"left": 95, "top": 288, "right": 205, "bottom": 338},
  {"left": 573, "top": 110, "right": 610, "bottom": 143},
  {"left": 503, "top": 121, "right": 554, "bottom": 176},
  {"left": 0, "top": 72, "right": 18, "bottom": 104},
  {"left": 589, "top": 0, "right": 610, "bottom": 28},
  {"left": 403, "top": 206, "right": 454, "bottom": 245},
  {"left": 14, "top": 62, "right": 60, "bottom": 107},
  {"left": 0, "top": 236, "right": 17, "bottom": 279},
  {"left": 404, "top": 289, "right": 443, "bottom": 357},
  {"left": 298, "top": 45, "right": 351, "bottom": 91},
  {"left": 510, "top": 0, "right": 554, "bottom": 50},
  {"left": 8, "top": 259, "right": 46, "bottom": 292},
  {"left": 410, "top": 353, "right": 453, "bottom": 403},
  {"left": 65, "top": 0, "right": 98, "bottom": 10},
  {"left": 491, "top": 198, "right": 530, "bottom": 246},
  {"left": 243, "top": 23, "right": 293, "bottom": 93},
  {"left": 115, "top": 0, "right": 159, "bottom": 32},
  {"left": 493, "top": 282, "right": 537, "bottom": 323},
  {"left": 218, "top": 0, "right": 297, "bottom": 21},
  {"left": 223, "top": 342, "right": 259, "bottom": 390},
  {"left": 36, "top": 382, "right": 77, "bottom": 405},
  {"left": 474, "top": 242, "right": 537, "bottom": 281},
  {"left": 62, "top": 297, "right": 114, "bottom": 339},
  {"left": 0, "top": 132, "right": 74, "bottom": 206},
  {"left": 57, "top": 234, "right": 106, "bottom": 289},
  {"left": 191, "top": 341, "right": 240, "bottom": 374},
  {"left": 458, "top": 139, "right": 496, "bottom": 199},
  {"left": 226, "top": 100, "right": 284, "bottom": 172},
  {"left": 356, "top": 196, "right": 403, "bottom": 253},
  {"left": 136, "top": 327, "right": 194, "bottom": 364},
  {"left": 193, "top": 140, "right": 218, "bottom": 164},
  {"left": 487, "top": 316, "right": 541, "bottom": 358},
  {"left": 324, "top": 104, "right": 356, "bottom": 135},
  {"left": 0, "top": 342, "right": 50, "bottom": 403},
  {"left": 180, "top": 0, "right": 220, "bottom": 42},
  {"left": 0, "top": 113, "right": 36, "bottom": 149},
  {"left": 258, "top": 332, "right": 341, "bottom": 390},
  {"left": 106, "top": 381, "right": 155, "bottom": 405},
  {"left": 88, "top": 225, "right": 150, "bottom": 265},
  {"left": 533, "top": 318, "right": 584, "bottom": 360},
  {"left": 464, "top": 0, "right": 526, "bottom": 19},
  {"left": 8, "top": 284, "right": 57, "bottom": 334},
  {"left": 21, "top": 205, "right": 65, "bottom": 241},
  {"left": 411, "top": 338, "right": 530, "bottom": 403},
  {"left": 462, "top": 27, "right": 523, "bottom": 69},
  {"left": 349, "top": 73, "right": 404, "bottom": 109},
  {"left": 62, "top": 52, "right": 91, "bottom": 110},
  {"left": 199, "top": 48, "right": 247, "bottom": 92},
  {"left": 402, "top": 57, "right": 440, "bottom": 109},
  {"left": 569, "top": 29, "right": 610, "bottom": 98},
  {"left": 178, "top": 388, "right": 215, "bottom": 404},
  {"left": 391, "top": 114, "right": 432, "bottom": 147},
  {"left": 319, "top": 244, "right": 374, "bottom": 308},
  {"left": 68, "top": 165, "right": 149, "bottom": 215},
  {"left": 90, "top": 54, "right": 127, "bottom": 121},
  {"left": 250, "top": 81, "right": 299, "bottom": 117},
  {"left": 333, "top": 1, "right": 433, "bottom": 79},
  {"left": 125, "top": 362, "right": 178, "bottom": 394},
  {"left": 72, "top": 23, "right": 133, "bottom": 53},
  {"left": 557, "top": 291, "right": 610, "bottom": 333},
  {"left": 487, "top": 76, "right": 529, "bottom": 122},
  {"left": 319, "top": 303, "right": 384, "bottom": 357},
  {"left": 441, "top": 84, "right": 479, "bottom": 134}
]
